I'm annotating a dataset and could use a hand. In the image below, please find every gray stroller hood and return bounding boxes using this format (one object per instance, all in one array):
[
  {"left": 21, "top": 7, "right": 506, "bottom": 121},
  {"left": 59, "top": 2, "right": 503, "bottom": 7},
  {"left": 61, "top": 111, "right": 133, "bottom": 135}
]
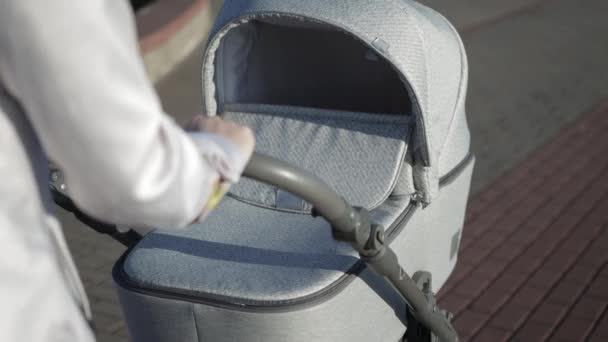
[
  {"left": 202, "top": 0, "right": 470, "bottom": 203},
  {"left": 115, "top": 2, "right": 473, "bottom": 341}
]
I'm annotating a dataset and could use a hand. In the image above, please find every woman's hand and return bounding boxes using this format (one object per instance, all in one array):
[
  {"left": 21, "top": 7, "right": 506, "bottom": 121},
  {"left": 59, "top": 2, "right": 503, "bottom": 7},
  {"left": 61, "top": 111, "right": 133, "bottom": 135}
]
[
  {"left": 185, "top": 115, "right": 255, "bottom": 222},
  {"left": 185, "top": 115, "right": 255, "bottom": 159}
]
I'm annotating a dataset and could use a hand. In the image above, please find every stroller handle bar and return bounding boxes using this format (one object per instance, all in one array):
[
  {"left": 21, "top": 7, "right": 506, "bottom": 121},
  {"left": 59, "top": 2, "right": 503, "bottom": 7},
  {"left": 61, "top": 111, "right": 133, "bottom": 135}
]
[
  {"left": 243, "top": 153, "right": 354, "bottom": 232},
  {"left": 243, "top": 153, "right": 459, "bottom": 342}
]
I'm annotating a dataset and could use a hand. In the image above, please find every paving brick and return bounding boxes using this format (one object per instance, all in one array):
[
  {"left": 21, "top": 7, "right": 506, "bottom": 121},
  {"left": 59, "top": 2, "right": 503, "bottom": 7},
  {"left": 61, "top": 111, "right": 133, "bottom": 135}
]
[
  {"left": 509, "top": 226, "right": 545, "bottom": 245},
  {"left": 560, "top": 233, "right": 594, "bottom": 255},
  {"left": 543, "top": 250, "right": 581, "bottom": 273},
  {"left": 591, "top": 312, "right": 608, "bottom": 336},
  {"left": 439, "top": 294, "right": 472, "bottom": 316},
  {"left": 530, "top": 233, "right": 567, "bottom": 258},
  {"left": 587, "top": 276, "right": 608, "bottom": 299},
  {"left": 563, "top": 265, "right": 598, "bottom": 286},
  {"left": 437, "top": 262, "right": 473, "bottom": 297},
  {"left": 490, "top": 217, "right": 524, "bottom": 236},
  {"left": 528, "top": 269, "right": 565, "bottom": 290},
  {"left": 465, "top": 214, "right": 502, "bottom": 239},
  {"left": 492, "top": 272, "right": 528, "bottom": 295},
  {"left": 547, "top": 281, "right": 586, "bottom": 306},
  {"left": 501, "top": 163, "right": 531, "bottom": 185},
  {"left": 471, "top": 326, "right": 511, "bottom": 342},
  {"left": 489, "top": 301, "right": 532, "bottom": 332},
  {"left": 491, "top": 240, "right": 527, "bottom": 261},
  {"left": 601, "top": 265, "right": 608, "bottom": 279},
  {"left": 459, "top": 246, "right": 493, "bottom": 267},
  {"left": 553, "top": 316, "right": 596, "bottom": 341},
  {"left": 570, "top": 297, "right": 607, "bottom": 321},
  {"left": 470, "top": 287, "right": 511, "bottom": 314},
  {"left": 530, "top": 302, "right": 570, "bottom": 327},
  {"left": 524, "top": 203, "right": 567, "bottom": 230},
  {"left": 452, "top": 275, "right": 493, "bottom": 299},
  {"left": 585, "top": 205, "right": 608, "bottom": 226},
  {"left": 506, "top": 193, "right": 546, "bottom": 225},
  {"left": 477, "top": 186, "right": 504, "bottom": 205},
  {"left": 453, "top": 310, "right": 488, "bottom": 338},
  {"left": 512, "top": 321, "right": 554, "bottom": 342},
  {"left": 440, "top": 264, "right": 474, "bottom": 295},
  {"left": 537, "top": 223, "right": 576, "bottom": 248},
  {"left": 465, "top": 206, "right": 482, "bottom": 223},
  {"left": 497, "top": 188, "right": 534, "bottom": 212},
  {"left": 459, "top": 234, "right": 475, "bottom": 251},
  {"left": 510, "top": 286, "right": 548, "bottom": 310},
  {"left": 568, "top": 196, "right": 604, "bottom": 220},
  {"left": 469, "top": 257, "right": 509, "bottom": 280},
  {"left": 588, "top": 335, "right": 608, "bottom": 342},
  {"left": 579, "top": 240, "right": 608, "bottom": 267},
  {"left": 581, "top": 220, "right": 606, "bottom": 240},
  {"left": 507, "top": 249, "right": 545, "bottom": 276},
  {"left": 474, "top": 231, "right": 507, "bottom": 250}
]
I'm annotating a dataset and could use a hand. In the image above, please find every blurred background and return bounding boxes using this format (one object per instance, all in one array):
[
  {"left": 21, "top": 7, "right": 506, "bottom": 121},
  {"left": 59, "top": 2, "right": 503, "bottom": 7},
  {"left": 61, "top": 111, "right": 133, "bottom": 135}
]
[{"left": 60, "top": 0, "right": 608, "bottom": 341}]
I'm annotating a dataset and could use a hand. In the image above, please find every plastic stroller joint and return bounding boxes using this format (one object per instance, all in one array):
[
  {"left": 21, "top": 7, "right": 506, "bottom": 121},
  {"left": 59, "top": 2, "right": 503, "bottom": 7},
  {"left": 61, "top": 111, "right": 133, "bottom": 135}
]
[
  {"left": 328, "top": 207, "right": 375, "bottom": 255},
  {"left": 330, "top": 207, "right": 458, "bottom": 342}
]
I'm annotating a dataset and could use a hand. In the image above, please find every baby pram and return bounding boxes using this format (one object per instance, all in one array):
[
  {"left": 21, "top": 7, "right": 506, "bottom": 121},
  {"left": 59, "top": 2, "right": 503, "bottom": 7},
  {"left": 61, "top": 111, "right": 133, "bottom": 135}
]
[{"left": 52, "top": 1, "right": 474, "bottom": 341}]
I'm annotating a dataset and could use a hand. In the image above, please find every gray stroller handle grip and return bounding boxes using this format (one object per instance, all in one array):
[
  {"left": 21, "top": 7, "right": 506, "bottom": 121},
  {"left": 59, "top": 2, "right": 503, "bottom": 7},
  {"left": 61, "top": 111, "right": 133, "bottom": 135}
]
[{"left": 243, "top": 153, "right": 354, "bottom": 230}]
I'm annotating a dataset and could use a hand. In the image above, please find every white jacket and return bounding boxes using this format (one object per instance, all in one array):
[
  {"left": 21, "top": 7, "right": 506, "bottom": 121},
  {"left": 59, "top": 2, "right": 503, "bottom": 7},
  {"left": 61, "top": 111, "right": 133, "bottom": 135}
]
[{"left": 0, "top": 1, "right": 242, "bottom": 341}]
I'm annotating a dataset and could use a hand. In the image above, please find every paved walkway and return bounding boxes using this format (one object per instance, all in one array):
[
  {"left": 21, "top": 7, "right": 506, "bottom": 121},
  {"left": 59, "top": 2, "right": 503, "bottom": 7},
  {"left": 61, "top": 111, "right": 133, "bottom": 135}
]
[
  {"left": 438, "top": 100, "right": 608, "bottom": 341},
  {"left": 57, "top": 0, "right": 608, "bottom": 341}
]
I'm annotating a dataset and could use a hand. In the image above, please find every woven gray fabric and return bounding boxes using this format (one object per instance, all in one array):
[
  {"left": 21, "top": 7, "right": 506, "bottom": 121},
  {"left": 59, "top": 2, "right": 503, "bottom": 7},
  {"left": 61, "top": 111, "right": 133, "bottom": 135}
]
[
  {"left": 223, "top": 104, "right": 411, "bottom": 211},
  {"left": 201, "top": 0, "right": 470, "bottom": 203},
  {"left": 392, "top": 149, "right": 416, "bottom": 196},
  {"left": 409, "top": 1, "right": 467, "bottom": 170},
  {"left": 121, "top": 158, "right": 474, "bottom": 307},
  {"left": 117, "top": 266, "right": 408, "bottom": 342},
  {"left": 123, "top": 194, "right": 410, "bottom": 302}
]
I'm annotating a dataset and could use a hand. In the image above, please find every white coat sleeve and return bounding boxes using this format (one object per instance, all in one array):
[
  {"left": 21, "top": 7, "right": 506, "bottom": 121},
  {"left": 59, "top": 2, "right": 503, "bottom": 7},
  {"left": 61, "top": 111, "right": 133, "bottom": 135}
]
[{"left": 0, "top": 1, "right": 234, "bottom": 232}]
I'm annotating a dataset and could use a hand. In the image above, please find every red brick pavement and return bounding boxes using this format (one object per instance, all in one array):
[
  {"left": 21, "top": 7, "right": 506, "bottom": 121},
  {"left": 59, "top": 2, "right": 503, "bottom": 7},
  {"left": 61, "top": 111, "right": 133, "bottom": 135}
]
[{"left": 439, "top": 99, "right": 608, "bottom": 341}]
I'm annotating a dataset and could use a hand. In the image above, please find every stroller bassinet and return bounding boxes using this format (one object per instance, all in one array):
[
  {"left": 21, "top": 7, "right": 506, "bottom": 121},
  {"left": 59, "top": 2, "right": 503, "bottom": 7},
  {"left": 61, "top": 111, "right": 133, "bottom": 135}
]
[{"left": 113, "top": 1, "right": 474, "bottom": 341}]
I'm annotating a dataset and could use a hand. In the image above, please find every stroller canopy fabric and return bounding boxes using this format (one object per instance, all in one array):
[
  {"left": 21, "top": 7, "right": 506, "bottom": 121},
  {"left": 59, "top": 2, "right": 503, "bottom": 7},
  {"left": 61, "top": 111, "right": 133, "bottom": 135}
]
[{"left": 202, "top": 0, "right": 469, "bottom": 203}]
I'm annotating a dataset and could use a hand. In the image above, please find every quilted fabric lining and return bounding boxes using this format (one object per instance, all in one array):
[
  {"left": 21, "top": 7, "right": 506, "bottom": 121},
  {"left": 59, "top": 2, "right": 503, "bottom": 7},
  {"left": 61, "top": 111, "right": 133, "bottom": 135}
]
[{"left": 223, "top": 104, "right": 411, "bottom": 212}]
